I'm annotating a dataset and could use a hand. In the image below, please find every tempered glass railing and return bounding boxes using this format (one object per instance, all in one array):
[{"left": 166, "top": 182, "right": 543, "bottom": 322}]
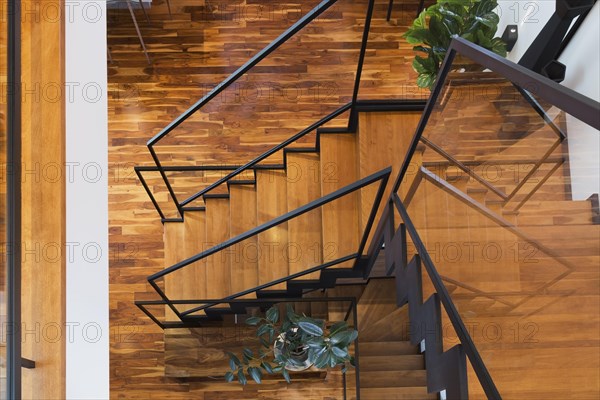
[{"left": 394, "top": 37, "right": 600, "bottom": 399}]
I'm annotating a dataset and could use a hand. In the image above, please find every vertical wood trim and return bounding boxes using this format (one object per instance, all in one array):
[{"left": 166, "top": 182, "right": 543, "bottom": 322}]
[{"left": 20, "top": 1, "right": 66, "bottom": 398}]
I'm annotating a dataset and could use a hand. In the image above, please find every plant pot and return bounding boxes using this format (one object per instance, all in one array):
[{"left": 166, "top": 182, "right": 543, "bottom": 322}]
[{"left": 273, "top": 328, "right": 314, "bottom": 372}]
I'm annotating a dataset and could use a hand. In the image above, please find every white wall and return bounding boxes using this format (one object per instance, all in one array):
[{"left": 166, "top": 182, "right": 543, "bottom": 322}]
[
  {"left": 496, "top": 0, "right": 555, "bottom": 62},
  {"left": 496, "top": 1, "right": 599, "bottom": 200},
  {"left": 65, "top": 1, "right": 109, "bottom": 399},
  {"left": 558, "top": 2, "right": 600, "bottom": 200}
]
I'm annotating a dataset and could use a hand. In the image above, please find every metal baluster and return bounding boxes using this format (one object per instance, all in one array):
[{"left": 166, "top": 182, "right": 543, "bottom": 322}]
[{"left": 125, "top": 0, "right": 151, "bottom": 64}]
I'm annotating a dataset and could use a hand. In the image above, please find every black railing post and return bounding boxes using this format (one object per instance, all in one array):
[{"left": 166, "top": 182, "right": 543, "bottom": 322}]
[
  {"left": 7, "top": 0, "right": 23, "bottom": 397},
  {"left": 348, "top": 0, "right": 376, "bottom": 130}
]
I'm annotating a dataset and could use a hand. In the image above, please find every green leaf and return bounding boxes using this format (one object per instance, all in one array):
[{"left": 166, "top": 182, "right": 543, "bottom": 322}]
[
  {"left": 238, "top": 369, "right": 247, "bottom": 386},
  {"left": 443, "top": 0, "right": 475, "bottom": 6},
  {"left": 429, "top": 14, "right": 451, "bottom": 48},
  {"left": 476, "top": 0, "right": 499, "bottom": 16},
  {"left": 225, "top": 371, "right": 234, "bottom": 383},
  {"left": 329, "top": 321, "right": 348, "bottom": 336},
  {"left": 282, "top": 369, "right": 291, "bottom": 384},
  {"left": 329, "top": 353, "right": 338, "bottom": 368},
  {"left": 306, "top": 337, "right": 325, "bottom": 349},
  {"left": 475, "top": 29, "right": 493, "bottom": 49},
  {"left": 226, "top": 352, "right": 242, "bottom": 367},
  {"left": 286, "top": 304, "right": 300, "bottom": 323},
  {"left": 404, "top": 28, "right": 437, "bottom": 46},
  {"left": 259, "top": 337, "right": 270, "bottom": 348},
  {"left": 314, "top": 348, "right": 330, "bottom": 369},
  {"left": 246, "top": 316, "right": 262, "bottom": 326},
  {"left": 266, "top": 307, "right": 280, "bottom": 324},
  {"left": 242, "top": 348, "right": 253, "bottom": 360},
  {"left": 331, "top": 346, "right": 348, "bottom": 359},
  {"left": 413, "top": 55, "right": 437, "bottom": 76},
  {"left": 417, "top": 73, "right": 436, "bottom": 90},
  {"left": 490, "top": 37, "right": 507, "bottom": 57},
  {"left": 248, "top": 367, "right": 262, "bottom": 384},
  {"left": 412, "top": 9, "right": 428, "bottom": 29},
  {"left": 298, "top": 319, "right": 324, "bottom": 336},
  {"left": 257, "top": 324, "right": 271, "bottom": 338},
  {"left": 474, "top": 12, "right": 499, "bottom": 29},
  {"left": 330, "top": 329, "right": 358, "bottom": 346},
  {"left": 309, "top": 346, "right": 327, "bottom": 364},
  {"left": 261, "top": 361, "right": 274, "bottom": 374}
]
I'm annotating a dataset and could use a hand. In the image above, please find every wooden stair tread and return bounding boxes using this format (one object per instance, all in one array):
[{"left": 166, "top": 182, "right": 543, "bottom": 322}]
[
  {"left": 229, "top": 184, "right": 258, "bottom": 294},
  {"left": 360, "top": 386, "right": 436, "bottom": 400},
  {"left": 360, "top": 341, "right": 419, "bottom": 356},
  {"left": 256, "top": 170, "right": 289, "bottom": 289},
  {"left": 360, "top": 370, "right": 427, "bottom": 388},
  {"left": 205, "top": 197, "right": 231, "bottom": 298},
  {"left": 359, "top": 306, "right": 410, "bottom": 342},
  {"left": 358, "top": 111, "right": 421, "bottom": 239},
  {"left": 361, "top": 354, "right": 425, "bottom": 371},
  {"left": 286, "top": 152, "right": 323, "bottom": 279},
  {"left": 182, "top": 211, "right": 207, "bottom": 303},
  {"left": 164, "top": 222, "right": 186, "bottom": 321},
  {"left": 356, "top": 278, "right": 398, "bottom": 327},
  {"left": 320, "top": 133, "right": 360, "bottom": 270}
]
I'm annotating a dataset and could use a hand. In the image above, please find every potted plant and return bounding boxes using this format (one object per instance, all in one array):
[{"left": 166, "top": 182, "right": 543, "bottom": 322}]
[
  {"left": 224, "top": 304, "right": 357, "bottom": 385},
  {"left": 403, "top": 0, "right": 507, "bottom": 89}
]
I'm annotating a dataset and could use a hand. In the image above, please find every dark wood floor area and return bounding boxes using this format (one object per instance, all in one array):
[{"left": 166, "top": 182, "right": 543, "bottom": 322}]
[{"left": 107, "top": 1, "right": 423, "bottom": 398}]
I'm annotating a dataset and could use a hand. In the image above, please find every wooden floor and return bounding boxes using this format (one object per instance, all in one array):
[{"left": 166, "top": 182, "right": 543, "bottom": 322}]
[{"left": 108, "top": 1, "right": 423, "bottom": 398}]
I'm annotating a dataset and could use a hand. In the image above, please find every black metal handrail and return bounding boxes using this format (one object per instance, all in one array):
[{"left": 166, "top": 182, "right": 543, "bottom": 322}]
[
  {"left": 143, "top": 0, "right": 377, "bottom": 220},
  {"left": 146, "top": 167, "right": 391, "bottom": 320},
  {"left": 392, "top": 193, "right": 501, "bottom": 399},
  {"left": 177, "top": 102, "right": 352, "bottom": 209},
  {"left": 138, "top": 100, "right": 426, "bottom": 222}
]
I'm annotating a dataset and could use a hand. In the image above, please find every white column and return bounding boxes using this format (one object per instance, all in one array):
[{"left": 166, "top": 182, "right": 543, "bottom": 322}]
[{"left": 65, "top": 1, "right": 109, "bottom": 399}]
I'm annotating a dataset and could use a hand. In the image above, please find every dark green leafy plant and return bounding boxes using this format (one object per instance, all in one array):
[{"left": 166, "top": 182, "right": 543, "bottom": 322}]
[
  {"left": 225, "top": 304, "right": 357, "bottom": 385},
  {"left": 403, "top": 0, "right": 507, "bottom": 89}
]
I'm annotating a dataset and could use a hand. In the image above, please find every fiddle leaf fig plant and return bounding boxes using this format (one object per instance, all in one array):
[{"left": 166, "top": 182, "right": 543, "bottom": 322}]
[
  {"left": 225, "top": 304, "right": 357, "bottom": 385},
  {"left": 404, "top": 0, "right": 507, "bottom": 89}
]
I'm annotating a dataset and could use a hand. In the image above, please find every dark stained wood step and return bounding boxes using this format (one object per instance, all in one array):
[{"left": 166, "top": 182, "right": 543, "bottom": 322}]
[
  {"left": 361, "top": 354, "right": 425, "bottom": 371},
  {"left": 360, "top": 370, "right": 427, "bottom": 388},
  {"left": 360, "top": 341, "right": 420, "bottom": 357},
  {"left": 360, "top": 386, "right": 437, "bottom": 400}
]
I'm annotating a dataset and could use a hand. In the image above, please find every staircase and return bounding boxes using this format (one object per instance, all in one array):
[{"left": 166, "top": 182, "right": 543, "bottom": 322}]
[
  {"left": 130, "top": 5, "right": 600, "bottom": 397},
  {"left": 158, "top": 109, "right": 421, "bottom": 325},
  {"left": 356, "top": 279, "right": 434, "bottom": 400}
]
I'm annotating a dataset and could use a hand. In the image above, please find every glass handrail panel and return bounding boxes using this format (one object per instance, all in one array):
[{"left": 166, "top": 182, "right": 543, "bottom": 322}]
[{"left": 396, "top": 47, "right": 599, "bottom": 399}]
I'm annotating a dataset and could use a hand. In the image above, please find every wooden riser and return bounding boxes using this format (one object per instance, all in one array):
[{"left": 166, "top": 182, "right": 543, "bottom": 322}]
[{"left": 360, "top": 387, "right": 437, "bottom": 400}]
